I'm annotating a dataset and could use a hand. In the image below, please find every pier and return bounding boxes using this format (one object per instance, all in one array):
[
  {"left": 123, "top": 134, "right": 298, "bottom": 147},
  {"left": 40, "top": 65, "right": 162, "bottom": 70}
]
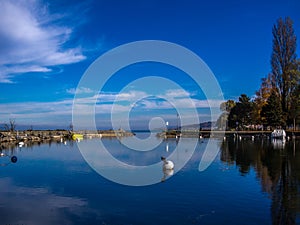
[{"left": 158, "top": 130, "right": 300, "bottom": 139}]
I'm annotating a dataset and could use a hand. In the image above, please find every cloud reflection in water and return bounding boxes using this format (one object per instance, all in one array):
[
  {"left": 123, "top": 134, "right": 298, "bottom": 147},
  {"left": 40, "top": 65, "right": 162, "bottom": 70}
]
[{"left": 0, "top": 178, "right": 91, "bottom": 225}]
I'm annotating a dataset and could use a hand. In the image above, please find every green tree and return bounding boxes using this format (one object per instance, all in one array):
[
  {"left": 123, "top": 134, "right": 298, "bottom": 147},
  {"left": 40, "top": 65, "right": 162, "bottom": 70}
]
[
  {"left": 271, "top": 17, "right": 298, "bottom": 116},
  {"left": 289, "top": 84, "right": 300, "bottom": 130},
  {"left": 217, "top": 100, "right": 235, "bottom": 130},
  {"left": 261, "top": 90, "right": 284, "bottom": 128},
  {"left": 228, "top": 94, "right": 253, "bottom": 130},
  {"left": 220, "top": 100, "right": 235, "bottom": 113}
]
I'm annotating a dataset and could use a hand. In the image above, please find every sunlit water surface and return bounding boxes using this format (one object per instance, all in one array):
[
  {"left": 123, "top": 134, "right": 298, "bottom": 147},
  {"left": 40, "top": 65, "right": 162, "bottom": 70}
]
[{"left": 0, "top": 133, "right": 299, "bottom": 225}]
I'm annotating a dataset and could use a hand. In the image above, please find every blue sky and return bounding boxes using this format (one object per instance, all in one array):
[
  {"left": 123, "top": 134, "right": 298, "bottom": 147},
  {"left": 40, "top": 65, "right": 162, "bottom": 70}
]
[{"left": 0, "top": 0, "right": 299, "bottom": 130}]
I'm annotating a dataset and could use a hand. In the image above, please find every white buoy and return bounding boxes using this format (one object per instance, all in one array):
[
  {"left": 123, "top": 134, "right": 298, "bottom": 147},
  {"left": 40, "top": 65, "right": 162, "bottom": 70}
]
[
  {"left": 161, "top": 167, "right": 174, "bottom": 182},
  {"left": 163, "top": 169, "right": 174, "bottom": 176},
  {"left": 161, "top": 157, "right": 174, "bottom": 170}
]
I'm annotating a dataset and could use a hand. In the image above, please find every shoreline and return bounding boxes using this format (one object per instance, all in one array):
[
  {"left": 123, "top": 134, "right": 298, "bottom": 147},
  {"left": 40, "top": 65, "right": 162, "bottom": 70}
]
[
  {"left": 1, "top": 129, "right": 299, "bottom": 147},
  {"left": 158, "top": 130, "right": 300, "bottom": 138},
  {"left": 0, "top": 129, "right": 134, "bottom": 145}
]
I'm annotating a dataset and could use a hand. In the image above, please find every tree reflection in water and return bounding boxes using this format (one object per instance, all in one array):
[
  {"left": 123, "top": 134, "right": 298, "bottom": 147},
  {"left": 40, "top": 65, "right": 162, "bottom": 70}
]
[{"left": 220, "top": 137, "right": 300, "bottom": 225}]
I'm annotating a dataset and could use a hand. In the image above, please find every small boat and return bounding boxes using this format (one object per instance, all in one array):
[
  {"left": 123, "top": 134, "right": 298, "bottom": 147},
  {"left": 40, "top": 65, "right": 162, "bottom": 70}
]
[
  {"left": 72, "top": 134, "right": 83, "bottom": 141},
  {"left": 271, "top": 129, "right": 286, "bottom": 140}
]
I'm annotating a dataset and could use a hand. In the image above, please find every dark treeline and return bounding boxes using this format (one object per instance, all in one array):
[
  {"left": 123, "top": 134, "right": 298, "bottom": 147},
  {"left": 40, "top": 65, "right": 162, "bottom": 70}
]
[{"left": 217, "top": 17, "right": 300, "bottom": 131}]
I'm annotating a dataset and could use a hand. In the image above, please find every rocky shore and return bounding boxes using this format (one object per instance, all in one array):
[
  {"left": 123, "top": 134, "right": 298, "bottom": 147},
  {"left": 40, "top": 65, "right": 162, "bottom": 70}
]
[{"left": 0, "top": 129, "right": 134, "bottom": 146}]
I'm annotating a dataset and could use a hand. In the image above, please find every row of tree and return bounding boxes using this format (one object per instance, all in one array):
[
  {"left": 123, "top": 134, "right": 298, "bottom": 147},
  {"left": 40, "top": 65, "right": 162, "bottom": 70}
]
[{"left": 217, "top": 17, "right": 300, "bottom": 130}]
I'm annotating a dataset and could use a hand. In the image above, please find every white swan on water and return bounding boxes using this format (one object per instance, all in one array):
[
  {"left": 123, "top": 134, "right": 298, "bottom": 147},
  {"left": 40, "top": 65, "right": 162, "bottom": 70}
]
[{"left": 161, "top": 156, "right": 174, "bottom": 170}]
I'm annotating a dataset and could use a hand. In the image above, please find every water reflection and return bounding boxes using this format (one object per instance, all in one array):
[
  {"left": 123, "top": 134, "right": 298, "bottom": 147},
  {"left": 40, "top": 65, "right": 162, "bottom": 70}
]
[
  {"left": 220, "top": 138, "right": 300, "bottom": 225},
  {"left": 271, "top": 139, "right": 286, "bottom": 150},
  {"left": 1, "top": 135, "right": 299, "bottom": 224},
  {"left": 0, "top": 148, "right": 18, "bottom": 167},
  {"left": 161, "top": 168, "right": 174, "bottom": 182},
  {"left": 0, "top": 178, "right": 89, "bottom": 225},
  {"left": 77, "top": 137, "right": 197, "bottom": 186},
  {"left": 161, "top": 156, "right": 175, "bottom": 182}
]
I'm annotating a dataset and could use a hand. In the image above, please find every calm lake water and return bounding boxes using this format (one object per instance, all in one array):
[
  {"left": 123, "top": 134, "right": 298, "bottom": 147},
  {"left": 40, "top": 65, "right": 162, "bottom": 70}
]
[{"left": 0, "top": 134, "right": 299, "bottom": 225}]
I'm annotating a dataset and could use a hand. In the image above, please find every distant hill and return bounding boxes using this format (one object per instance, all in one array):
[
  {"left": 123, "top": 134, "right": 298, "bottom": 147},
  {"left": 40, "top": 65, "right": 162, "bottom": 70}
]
[
  {"left": 181, "top": 121, "right": 216, "bottom": 130},
  {"left": 149, "top": 121, "right": 216, "bottom": 132}
]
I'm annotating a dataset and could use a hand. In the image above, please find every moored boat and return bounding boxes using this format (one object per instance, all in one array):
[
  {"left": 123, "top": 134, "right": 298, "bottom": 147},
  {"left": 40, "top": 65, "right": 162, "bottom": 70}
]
[
  {"left": 72, "top": 134, "right": 83, "bottom": 141},
  {"left": 271, "top": 129, "right": 286, "bottom": 140}
]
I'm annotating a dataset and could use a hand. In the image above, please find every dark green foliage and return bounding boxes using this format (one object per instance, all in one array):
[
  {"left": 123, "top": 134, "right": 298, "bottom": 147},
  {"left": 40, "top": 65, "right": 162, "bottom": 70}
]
[
  {"left": 289, "top": 84, "right": 300, "bottom": 129},
  {"left": 227, "top": 94, "right": 253, "bottom": 130},
  {"left": 216, "top": 100, "right": 236, "bottom": 130},
  {"left": 220, "top": 100, "right": 235, "bottom": 113},
  {"left": 261, "top": 90, "right": 284, "bottom": 127}
]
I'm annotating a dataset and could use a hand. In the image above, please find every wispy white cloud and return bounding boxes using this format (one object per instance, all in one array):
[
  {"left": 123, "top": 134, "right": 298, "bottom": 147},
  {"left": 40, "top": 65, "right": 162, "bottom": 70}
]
[
  {"left": 75, "top": 88, "right": 220, "bottom": 113},
  {"left": 98, "top": 90, "right": 148, "bottom": 103},
  {"left": 134, "top": 97, "right": 222, "bottom": 110},
  {"left": 0, "top": 89, "right": 222, "bottom": 127},
  {"left": 0, "top": 0, "right": 86, "bottom": 83},
  {"left": 66, "top": 87, "right": 94, "bottom": 95},
  {"left": 161, "top": 89, "right": 193, "bottom": 98}
]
